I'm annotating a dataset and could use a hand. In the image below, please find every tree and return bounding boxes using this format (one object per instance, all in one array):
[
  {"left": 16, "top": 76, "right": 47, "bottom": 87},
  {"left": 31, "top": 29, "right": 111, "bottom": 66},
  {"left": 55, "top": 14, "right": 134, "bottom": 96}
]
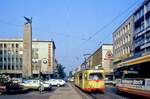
[
  {"left": 56, "top": 64, "right": 66, "bottom": 79},
  {"left": 69, "top": 71, "right": 73, "bottom": 78}
]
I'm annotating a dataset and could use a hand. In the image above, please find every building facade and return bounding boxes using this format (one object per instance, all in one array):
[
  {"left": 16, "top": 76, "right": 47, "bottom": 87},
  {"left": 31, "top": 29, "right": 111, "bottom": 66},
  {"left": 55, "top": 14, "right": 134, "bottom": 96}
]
[
  {"left": 0, "top": 39, "right": 56, "bottom": 78},
  {"left": 86, "top": 44, "right": 113, "bottom": 75},
  {"left": 113, "top": 0, "right": 150, "bottom": 75},
  {"left": 133, "top": 0, "right": 150, "bottom": 55},
  {"left": 113, "top": 16, "right": 134, "bottom": 68}
]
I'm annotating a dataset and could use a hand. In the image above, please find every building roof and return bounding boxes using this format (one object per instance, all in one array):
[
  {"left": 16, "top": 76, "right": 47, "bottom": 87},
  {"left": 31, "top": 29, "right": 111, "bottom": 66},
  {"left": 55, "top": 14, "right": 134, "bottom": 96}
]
[{"left": 0, "top": 38, "right": 56, "bottom": 49}]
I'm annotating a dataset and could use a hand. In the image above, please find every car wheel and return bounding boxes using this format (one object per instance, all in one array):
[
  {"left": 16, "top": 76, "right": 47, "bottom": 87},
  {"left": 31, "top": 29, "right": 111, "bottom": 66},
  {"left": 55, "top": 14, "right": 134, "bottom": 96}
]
[{"left": 57, "top": 84, "right": 60, "bottom": 87}]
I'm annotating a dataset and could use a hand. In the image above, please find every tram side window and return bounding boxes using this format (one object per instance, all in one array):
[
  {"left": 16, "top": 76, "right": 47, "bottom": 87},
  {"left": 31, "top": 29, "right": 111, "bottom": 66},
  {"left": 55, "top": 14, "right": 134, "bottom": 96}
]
[
  {"left": 79, "top": 73, "right": 82, "bottom": 80},
  {"left": 124, "top": 72, "right": 139, "bottom": 79},
  {"left": 115, "top": 71, "right": 123, "bottom": 79},
  {"left": 89, "top": 73, "right": 103, "bottom": 80},
  {"left": 139, "top": 62, "right": 150, "bottom": 78}
]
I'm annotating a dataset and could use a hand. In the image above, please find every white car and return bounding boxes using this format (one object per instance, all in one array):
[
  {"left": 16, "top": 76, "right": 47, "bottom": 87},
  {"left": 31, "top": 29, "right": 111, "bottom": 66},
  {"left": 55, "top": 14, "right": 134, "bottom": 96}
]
[
  {"left": 44, "top": 79, "right": 66, "bottom": 87},
  {"left": 20, "top": 80, "right": 51, "bottom": 90}
]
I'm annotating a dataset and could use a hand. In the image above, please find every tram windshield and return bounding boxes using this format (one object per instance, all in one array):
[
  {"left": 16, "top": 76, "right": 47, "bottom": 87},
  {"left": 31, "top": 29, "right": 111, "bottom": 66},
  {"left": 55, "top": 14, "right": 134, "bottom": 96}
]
[{"left": 89, "top": 73, "right": 103, "bottom": 80}]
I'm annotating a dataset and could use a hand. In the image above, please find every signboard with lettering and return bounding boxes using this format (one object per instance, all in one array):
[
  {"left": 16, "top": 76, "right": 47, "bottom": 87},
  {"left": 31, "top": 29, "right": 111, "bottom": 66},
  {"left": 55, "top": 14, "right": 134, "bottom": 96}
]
[
  {"left": 116, "top": 79, "right": 150, "bottom": 91},
  {"left": 48, "top": 44, "right": 51, "bottom": 66},
  {"left": 104, "top": 50, "right": 113, "bottom": 60}
]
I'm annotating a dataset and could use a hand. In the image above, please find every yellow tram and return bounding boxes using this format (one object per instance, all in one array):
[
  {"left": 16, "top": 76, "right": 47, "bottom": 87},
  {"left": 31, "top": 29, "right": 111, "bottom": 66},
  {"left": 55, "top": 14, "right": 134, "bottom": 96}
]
[{"left": 74, "top": 69, "right": 105, "bottom": 92}]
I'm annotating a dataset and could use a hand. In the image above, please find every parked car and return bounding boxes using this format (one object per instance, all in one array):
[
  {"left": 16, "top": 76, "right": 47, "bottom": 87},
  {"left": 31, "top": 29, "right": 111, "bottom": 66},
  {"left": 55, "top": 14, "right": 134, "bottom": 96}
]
[
  {"left": 0, "top": 75, "right": 25, "bottom": 94},
  {"left": 11, "top": 78, "right": 22, "bottom": 83},
  {"left": 44, "top": 79, "right": 66, "bottom": 87},
  {"left": 0, "top": 83, "right": 6, "bottom": 94},
  {"left": 20, "top": 80, "right": 51, "bottom": 91}
]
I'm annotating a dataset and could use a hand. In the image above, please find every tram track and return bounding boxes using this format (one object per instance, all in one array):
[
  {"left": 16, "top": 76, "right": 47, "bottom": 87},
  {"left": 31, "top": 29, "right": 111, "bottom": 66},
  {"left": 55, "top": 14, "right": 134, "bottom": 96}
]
[{"left": 72, "top": 83, "right": 130, "bottom": 99}]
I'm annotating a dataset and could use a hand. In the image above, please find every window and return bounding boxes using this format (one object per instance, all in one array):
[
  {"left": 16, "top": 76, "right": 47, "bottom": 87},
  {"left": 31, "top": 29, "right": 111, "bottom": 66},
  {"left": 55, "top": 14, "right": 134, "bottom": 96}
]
[
  {"left": 12, "top": 44, "right": 14, "bottom": 48},
  {"left": 20, "top": 64, "right": 22, "bottom": 70},
  {"left": 12, "top": 65, "right": 14, "bottom": 70},
  {"left": 4, "top": 44, "right": 7, "bottom": 48},
  {"left": 135, "top": 21, "right": 145, "bottom": 33},
  {"left": 128, "top": 47, "right": 130, "bottom": 53},
  {"left": 134, "top": 8, "right": 144, "bottom": 21},
  {"left": 0, "top": 50, "right": 2, "bottom": 54},
  {"left": 146, "top": 46, "right": 150, "bottom": 52},
  {"left": 146, "top": 37, "right": 150, "bottom": 43},
  {"left": 0, "top": 44, "right": 2, "bottom": 48},
  {"left": 89, "top": 73, "right": 103, "bottom": 80},
  {"left": 8, "top": 64, "right": 11, "bottom": 70},
  {"left": 16, "top": 44, "right": 19, "bottom": 48},
  {"left": 146, "top": 1, "right": 150, "bottom": 12},
  {"left": 79, "top": 73, "right": 82, "bottom": 80},
  {"left": 0, "top": 58, "right": 2, "bottom": 61},
  {"left": 125, "top": 25, "right": 127, "bottom": 33},
  {"left": 4, "top": 64, "right": 7, "bottom": 70},
  {"left": 128, "top": 23, "right": 130, "bottom": 30},
  {"left": 146, "top": 17, "right": 150, "bottom": 27},
  {"left": 16, "top": 64, "right": 19, "bottom": 70}
]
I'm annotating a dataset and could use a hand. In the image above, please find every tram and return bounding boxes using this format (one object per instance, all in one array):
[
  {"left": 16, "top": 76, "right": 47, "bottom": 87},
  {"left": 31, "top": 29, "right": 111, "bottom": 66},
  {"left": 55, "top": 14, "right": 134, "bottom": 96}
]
[
  {"left": 114, "top": 54, "right": 150, "bottom": 98},
  {"left": 74, "top": 69, "right": 105, "bottom": 92}
]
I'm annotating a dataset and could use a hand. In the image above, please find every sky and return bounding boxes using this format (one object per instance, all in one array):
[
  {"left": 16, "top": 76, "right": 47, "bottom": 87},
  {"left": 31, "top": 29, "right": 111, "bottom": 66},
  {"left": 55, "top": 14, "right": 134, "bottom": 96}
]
[{"left": 0, "top": 0, "right": 144, "bottom": 74}]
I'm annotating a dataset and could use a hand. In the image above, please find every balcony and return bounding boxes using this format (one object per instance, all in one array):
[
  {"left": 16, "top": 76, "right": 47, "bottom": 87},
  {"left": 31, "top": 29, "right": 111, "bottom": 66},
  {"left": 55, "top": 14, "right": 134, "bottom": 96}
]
[{"left": 140, "top": 42, "right": 150, "bottom": 49}]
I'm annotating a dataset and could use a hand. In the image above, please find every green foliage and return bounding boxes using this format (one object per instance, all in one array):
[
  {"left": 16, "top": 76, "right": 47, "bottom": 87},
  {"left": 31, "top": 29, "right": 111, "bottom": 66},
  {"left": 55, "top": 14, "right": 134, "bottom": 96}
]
[
  {"left": 69, "top": 71, "right": 73, "bottom": 77},
  {"left": 56, "top": 64, "right": 66, "bottom": 79}
]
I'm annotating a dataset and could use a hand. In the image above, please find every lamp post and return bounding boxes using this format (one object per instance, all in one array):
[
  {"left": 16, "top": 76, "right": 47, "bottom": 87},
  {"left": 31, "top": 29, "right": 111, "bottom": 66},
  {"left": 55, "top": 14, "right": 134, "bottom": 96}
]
[{"left": 37, "top": 59, "right": 43, "bottom": 93}]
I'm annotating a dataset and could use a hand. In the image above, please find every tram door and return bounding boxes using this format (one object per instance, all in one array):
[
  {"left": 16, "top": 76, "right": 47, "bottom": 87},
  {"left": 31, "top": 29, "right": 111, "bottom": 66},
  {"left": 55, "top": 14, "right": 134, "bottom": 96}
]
[{"left": 79, "top": 73, "right": 83, "bottom": 88}]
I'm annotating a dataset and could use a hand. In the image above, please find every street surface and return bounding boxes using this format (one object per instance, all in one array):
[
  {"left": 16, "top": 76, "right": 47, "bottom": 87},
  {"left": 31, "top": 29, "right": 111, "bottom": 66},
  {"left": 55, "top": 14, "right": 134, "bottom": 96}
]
[
  {"left": 0, "top": 88, "right": 56, "bottom": 99},
  {"left": 0, "top": 83, "right": 149, "bottom": 99},
  {"left": 72, "top": 84, "right": 150, "bottom": 99}
]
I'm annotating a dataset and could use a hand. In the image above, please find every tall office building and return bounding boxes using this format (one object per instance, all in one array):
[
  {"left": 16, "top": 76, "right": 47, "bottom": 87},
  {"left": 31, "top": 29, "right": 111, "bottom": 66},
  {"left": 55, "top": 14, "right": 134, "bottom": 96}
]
[
  {"left": 113, "top": 0, "right": 150, "bottom": 71},
  {"left": 0, "top": 39, "right": 56, "bottom": 78},
  {"left": 133, "top": 0, "right": 150, "bottom": 55},
  {"left": 113, "top": 16, "right": 134, "bottom": 68}
]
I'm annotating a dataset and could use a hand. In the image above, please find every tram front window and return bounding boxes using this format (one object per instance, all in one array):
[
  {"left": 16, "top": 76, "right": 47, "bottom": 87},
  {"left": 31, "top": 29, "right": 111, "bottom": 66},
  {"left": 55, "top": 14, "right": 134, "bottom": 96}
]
[{"left": 89, "top": 73, "right": 103, "bottom": 80}]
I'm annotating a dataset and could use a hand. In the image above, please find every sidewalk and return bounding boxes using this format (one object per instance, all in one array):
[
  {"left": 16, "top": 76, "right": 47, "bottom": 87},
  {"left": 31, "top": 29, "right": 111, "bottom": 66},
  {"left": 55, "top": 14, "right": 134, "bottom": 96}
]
[{"left": 49, "top": 83, "right": 82, "bottom": 99}]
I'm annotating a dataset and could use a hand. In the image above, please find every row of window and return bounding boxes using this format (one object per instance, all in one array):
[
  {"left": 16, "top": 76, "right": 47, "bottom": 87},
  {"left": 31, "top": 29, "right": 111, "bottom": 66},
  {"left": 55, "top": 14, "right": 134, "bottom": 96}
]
[
  {"left": 135, "top": 21, "right": 144, "bottom": 34},
  {"left": 114, "top": 34, "right": 131, "bottom": 49},
  {"left": 114, "top": 46, "right": 130, "bottom": 58},
  {"left": 0, "top": 64, "right": 22, "bottom": 70},
  {"left": 146, "top": 32, "right": 150, "bottom": 43},
  {"left": 135, "top": 17, "right": 150, "bottom": 34},
  {"left": 0, "top": 57, "right": 22, "bottom": 62},
  {"left": 134, "top": 8, "right": 144, "bottom": 22},
  {"left": 146, "top": 1, "right": 150, "bottom": 12},
  {"left": 0, "top": 43, "right": 19, "bottom": 48},
  {"left": 134, "top": 31, "right": 150, "bottom": 48},
  {"left": 114, "top": 23, "right": 131, "bottom": 40},
  {"left": 134, "top": 35, "right": 145, "bottom": 48}
]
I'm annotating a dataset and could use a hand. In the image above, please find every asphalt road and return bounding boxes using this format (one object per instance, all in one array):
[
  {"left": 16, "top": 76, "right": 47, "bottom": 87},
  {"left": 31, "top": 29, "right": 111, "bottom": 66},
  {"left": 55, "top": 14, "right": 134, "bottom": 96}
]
[
  {"left": 0, "top": 84, "right": 149, "bottom": 99},
  {"left": 0, "top": 87, "right": 57, "bottom": 99},
  {"left": 72, "top": 84, "right": 149, "bottom": 99}
]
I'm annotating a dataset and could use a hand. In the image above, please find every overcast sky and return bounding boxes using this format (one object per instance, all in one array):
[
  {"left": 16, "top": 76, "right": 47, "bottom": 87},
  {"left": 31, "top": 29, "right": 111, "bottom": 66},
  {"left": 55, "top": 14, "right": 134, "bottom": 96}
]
[{"left": 0, "top": 0, "right": 144, "bottom": 74}]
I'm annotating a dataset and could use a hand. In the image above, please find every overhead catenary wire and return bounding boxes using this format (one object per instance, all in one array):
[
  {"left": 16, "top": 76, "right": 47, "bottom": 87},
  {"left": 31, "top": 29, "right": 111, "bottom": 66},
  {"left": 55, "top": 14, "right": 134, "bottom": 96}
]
[
  {"left": 80, "top": 0, "right": 142, "bottom": 47},
  {"left": 77, "top": 0, "right": 143, "bottom": 66}
]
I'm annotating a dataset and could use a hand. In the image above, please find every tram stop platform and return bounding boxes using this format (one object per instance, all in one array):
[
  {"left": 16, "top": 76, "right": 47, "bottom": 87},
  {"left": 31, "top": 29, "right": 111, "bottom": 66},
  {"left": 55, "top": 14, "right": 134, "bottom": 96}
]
[{"left": 49, "top": 83, "right": 82, "bottom": 99}]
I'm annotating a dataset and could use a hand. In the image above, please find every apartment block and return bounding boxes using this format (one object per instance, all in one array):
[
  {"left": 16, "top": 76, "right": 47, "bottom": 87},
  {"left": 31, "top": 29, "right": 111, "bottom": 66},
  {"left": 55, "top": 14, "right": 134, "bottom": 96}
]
[{"left": 113, "top": 16, "right": 134, "bottom": 68}]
